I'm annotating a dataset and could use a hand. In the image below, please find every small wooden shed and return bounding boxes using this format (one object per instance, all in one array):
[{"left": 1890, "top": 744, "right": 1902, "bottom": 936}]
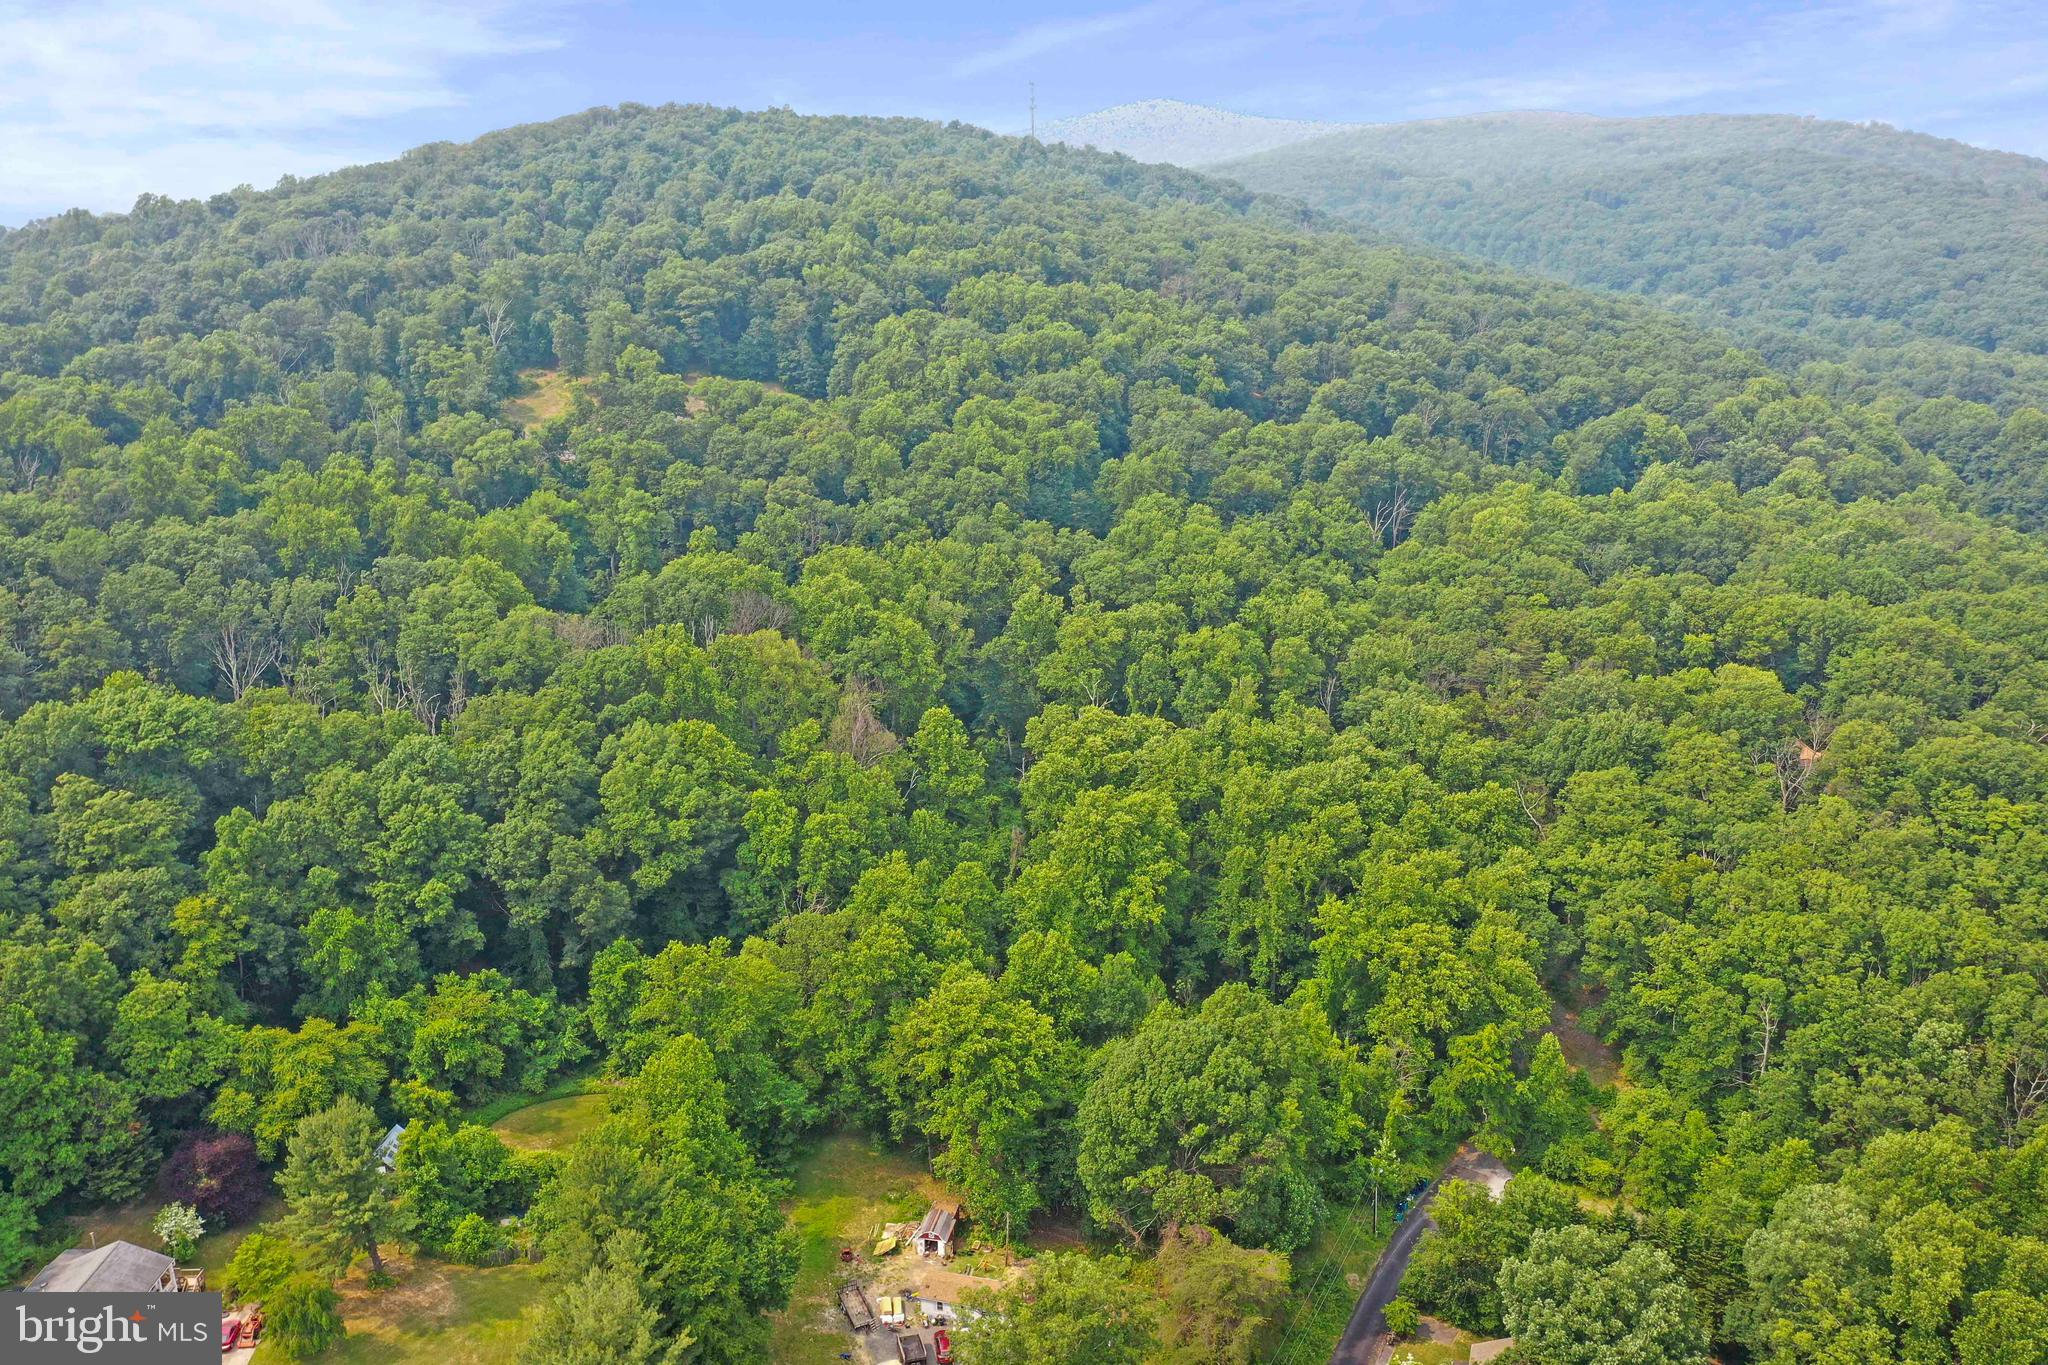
[{"left": 913, "top": 1203, "right": 959, "bottom": 1258}]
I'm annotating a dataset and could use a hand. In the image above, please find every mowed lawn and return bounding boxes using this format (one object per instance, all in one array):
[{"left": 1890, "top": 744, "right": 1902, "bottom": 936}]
[
  {"left": 240, "top": 1087, "right": 603, "bottom": 1361},
  {"left": 768, "top": 1132, "right": 943, "bottom": 1365},
  {"left": 253, "top": 1249, "right": 546, "bottom": 1365},
  {"left": 58, "top": 1194, "right": 282, "bottom": 1283},
  {"left": 488, "top": 1089, "right": 610, "bottom": 1152}
]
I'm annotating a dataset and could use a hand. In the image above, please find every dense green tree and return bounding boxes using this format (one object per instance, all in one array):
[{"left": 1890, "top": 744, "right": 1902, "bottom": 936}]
[
  {"left": 264, "top": 1273, "right": 346, "bottom": 1361},
  {"left": 0, "top": 99, "right": 2042, "bottom": 1364},
  {"left": 528, "top": 1036, "right": 796, "bottom": 1365},
  {"left": 885, "top": 969, "right": 1068, "bottom": 1237},
  {"left": 957, "top": 1253, "right": 1154, "bottom": 1365},
  {"left": 1076, "top": 986, "right": 1368, "bottom": 1250},
  {"left": 1149, "top": 1225, "right": 1290, "bottom": 1365},
  {"left": 278, "top": 1096, "right": 395, "bottom": 1275},
  {"left": 521, "top": 1230, "right": 690, "bottom": 1365},
  {"left": 219, "top": 1231, "right": 299, "bottom": 1306},
  {"left": 1501, "top": 1225, "right": 1711, "bottom": 1365}
]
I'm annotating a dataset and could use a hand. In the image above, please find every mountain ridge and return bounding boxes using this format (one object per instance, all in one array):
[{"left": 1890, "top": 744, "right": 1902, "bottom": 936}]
[{"left": 1038, "top": 97, "right": 1356, "bottom": 166}]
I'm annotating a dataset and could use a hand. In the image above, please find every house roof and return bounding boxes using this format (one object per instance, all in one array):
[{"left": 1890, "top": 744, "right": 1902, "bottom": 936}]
[
  {"left": 914, "top": 1204, "right": 958, "bottom": 1242},
  {"left": 28, "top": 1241, "right": 176, "bottom": 1293},
  {"left": 375, "top": 1123, "right": 406, "bottom": 1164}
]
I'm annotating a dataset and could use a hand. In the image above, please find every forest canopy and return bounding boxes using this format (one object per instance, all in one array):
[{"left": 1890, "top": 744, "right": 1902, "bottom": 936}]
[{"left": 1, "top": 103, "right": 2045, "bottom": 1363}]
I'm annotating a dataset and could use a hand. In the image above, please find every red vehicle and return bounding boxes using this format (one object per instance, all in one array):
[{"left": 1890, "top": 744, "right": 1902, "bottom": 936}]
[
  {"left": 934, "top": 1328, "right": 953, "bottom": 1364},
  {"left": 221, "top": 1306, "right": 264, "bottom": 1352}
]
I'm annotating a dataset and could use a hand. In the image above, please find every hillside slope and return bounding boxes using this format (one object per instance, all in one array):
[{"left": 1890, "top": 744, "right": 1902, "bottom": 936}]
[
  {"left": 0, "top": 104, "right": 2045, "bottom": 1365},
  {"left": 1213, "top": 112, "right": 2048, "bottom": 442}
]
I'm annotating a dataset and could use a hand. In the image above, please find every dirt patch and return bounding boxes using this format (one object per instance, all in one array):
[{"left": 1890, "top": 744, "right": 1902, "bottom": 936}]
[
  {"left": 1443, "top": 1146, "right": 1513, "bottom": 1200},
  {"left": 344, "top": 1253, "right": 459, "bottom": 1329},
  {"left": 310, "top": 1252, "right": 547, "bottom": 1365},
  {"left": 1415, "top": 1314, "right": 1462, "bottom": 1345},
  {"left": 1548, "top": 996, "right": 1622, "bottom": 1088}
]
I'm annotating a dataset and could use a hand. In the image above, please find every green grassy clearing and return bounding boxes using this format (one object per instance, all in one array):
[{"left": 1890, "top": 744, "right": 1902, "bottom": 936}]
[
  {"left": 1389, "top": 1338, "right": 1478, "bottom": 1364},
  {"left": 768, "top": 1132, "right": 945, "bottom": 1365},
  {"left": 465, "top": 1072, "right": 601, "bottom": 1128},
  {"left": 501, "top": 368, "right": 582, "bottom": 426},
  {"left": 255, "top": 1251, "right": 546, "bottom": 1365},
  {"left": 487, "top": 1089, "right": 610, "bottom": 1152}
]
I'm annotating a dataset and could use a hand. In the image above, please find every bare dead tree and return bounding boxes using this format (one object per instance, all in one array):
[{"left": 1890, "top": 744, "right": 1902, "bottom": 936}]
[
  {"left": 827, "top": 678, "right": 899, "bottom": 768},
  {"left": 405, "top": 686, "right": 445, "bottom": 734},
  {"left": 1516, "top": 779, "right": 1551, "bottom": 837},
  {"left": 550, "top": 614, "right": 628, "bottom": 652},
  {"left": 1772, "top": 740, "right": 1815, "bottom": 813},
  {"left": 1751, "top": 999, "right": 1779, "bottom": 1081},
  {"left": 12, "top": 449, "right": 46, "bottom": 492},
  {"left": 2006, "top": 1051, "right": 2048, "bottom": 1145},
  {"left": 728, "top": 588, "right": 793, "bottom": 639},
  {"left": 480, "top": 296, "right": 516, "bottom": 351},
  {"left": 210, "top": 621, "right": 285, "bottom": 700},
  {"left": 1367, "top": 483, "right": 1415, "bottom": 547},
  {"left": 366, "top": 663, "right": 398, "bottom": 716}
]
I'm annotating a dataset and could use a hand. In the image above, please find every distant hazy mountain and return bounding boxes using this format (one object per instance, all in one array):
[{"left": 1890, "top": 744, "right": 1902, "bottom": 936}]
[
  {"left": 1205, "top": 111, "right": 2048, "bottom": 427},
  {"left": 1039, "top": 98, "right": 1354, "bottom": 166}
]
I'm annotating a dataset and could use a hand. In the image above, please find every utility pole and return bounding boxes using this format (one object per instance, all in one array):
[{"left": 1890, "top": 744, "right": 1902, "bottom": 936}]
[{"left": 1029, "top": 82, "right": 1036, "bottom": 139}]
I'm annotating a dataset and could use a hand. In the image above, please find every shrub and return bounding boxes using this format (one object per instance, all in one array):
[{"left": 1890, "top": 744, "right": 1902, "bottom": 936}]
[
  {"left": 445, "top": 1212, "right": 508, "bottom": 1266},
  {"left": 151, "top": 1202, "right": 204, "bottom": 1262},
  {"left": 219, "top": 1231, "right": 298, "bottom": 1306},
  {"left": 0, "top": 1195, "right": 39, "bottom": 1281},
  {"left": 157, "top": 1132, "right": 266, "bottom": 1224},
  {"left": 395, "top": 1121, "right": 524, "bottom": 1252},
  {"left": 1384, "top": 1296, "right": 1420, "bottom": 1338},
  {"left": 265, "top": 1273, "right": 345, "bottom": 1361}
]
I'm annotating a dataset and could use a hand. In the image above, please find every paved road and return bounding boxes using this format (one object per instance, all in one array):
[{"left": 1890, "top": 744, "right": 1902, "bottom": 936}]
[{"left": 1328, "top": 1184, "right": 1438, "bottom": 1365}]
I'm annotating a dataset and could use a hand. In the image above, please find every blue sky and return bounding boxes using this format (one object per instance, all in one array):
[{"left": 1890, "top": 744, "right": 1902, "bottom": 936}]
[{"left": 4, "top": 0, "right": 2046, "bottom": 223}]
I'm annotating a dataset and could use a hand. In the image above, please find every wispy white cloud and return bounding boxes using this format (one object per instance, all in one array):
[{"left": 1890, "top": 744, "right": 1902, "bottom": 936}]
[
  {"left": 1383, "top": 0, "right": 2046, "bottom": 142},
  {"left": 951, "top": 2, "right": 1175, "bottom": 79},
  {"left": 0, "top": 0, "right": 560, "bottom": 219},
  {"left": 1865, "top": 0, "right": 1961, "bottom": 37}
]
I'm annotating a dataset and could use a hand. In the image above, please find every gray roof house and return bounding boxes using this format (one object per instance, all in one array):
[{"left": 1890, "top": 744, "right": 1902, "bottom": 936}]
[
  {"left": 376, "top": 1122, "right": 406, "bottom": 1172},
  {"left": 26, "top": 1241, "right": 179, "bottom": 1293}
]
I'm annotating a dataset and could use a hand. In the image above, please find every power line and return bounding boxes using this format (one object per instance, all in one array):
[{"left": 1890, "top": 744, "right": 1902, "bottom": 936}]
[{"left": 1272, "top": 1203, "right": 1377, "bottom": 1365}]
